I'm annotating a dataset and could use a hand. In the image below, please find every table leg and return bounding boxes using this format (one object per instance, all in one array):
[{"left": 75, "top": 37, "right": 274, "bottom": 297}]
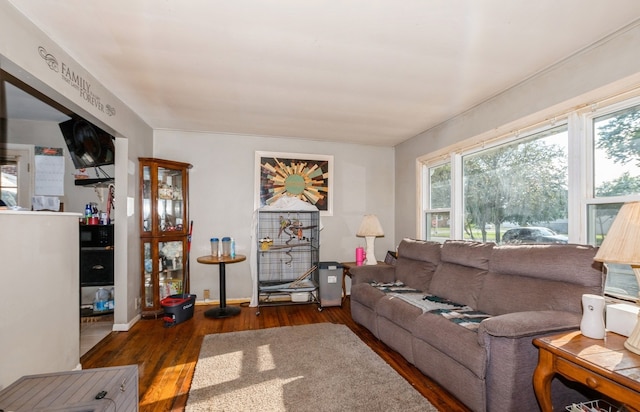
[
  {"left": 205, "top": 262, "right": 240, "bottom": 318},
  {"left": 532, "top": 349, "right": 555, "bottom": 412},
  {"left": 219, "top": 262, "right": 227, "bottom": 309},
  {"left": 342, "top": 267, "right": 347, "bottom": 301}
]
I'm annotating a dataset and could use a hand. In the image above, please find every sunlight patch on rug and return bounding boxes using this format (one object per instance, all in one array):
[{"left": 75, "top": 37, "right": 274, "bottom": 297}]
[{"left": 257, "top": 344, "right": 276, "bottom": 371}]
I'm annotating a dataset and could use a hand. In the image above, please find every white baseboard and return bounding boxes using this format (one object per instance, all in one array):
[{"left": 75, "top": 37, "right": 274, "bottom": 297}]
[{"left": 113, "top": 314, "right": 140, "bottom": 332}]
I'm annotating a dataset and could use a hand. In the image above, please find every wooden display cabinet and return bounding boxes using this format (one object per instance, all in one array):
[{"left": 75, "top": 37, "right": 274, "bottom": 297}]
[{"left": 139, "top": 157, "right": 192, "bottom": 317}]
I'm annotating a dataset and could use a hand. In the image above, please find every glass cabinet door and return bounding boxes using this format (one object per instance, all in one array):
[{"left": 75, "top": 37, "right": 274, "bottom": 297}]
[
  {"left": 157, "top": 166, "right": 185, "bottom": 233},
  {"left": 142, "top": 238, "right": 186, "bottom": 314},
  {"left": 142, "top": 240, "right": 154, "bottom": 310},
  {"left": 140, "top": 158, "right": 190, "bottom": 237},
  {"left": 142, "top": 165, "right": 152, "bottom": 233},
  {"left": 158, "top": 239, "right": 184, "bottom": 300}
]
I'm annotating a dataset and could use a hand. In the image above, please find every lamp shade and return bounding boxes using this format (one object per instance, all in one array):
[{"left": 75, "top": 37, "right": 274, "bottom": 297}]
[
  {"left": 357, "top": 215, "right": 384, "bottom": 237},
  {"left": 593, "top": 201, "right": 640, "bottom": 265}
]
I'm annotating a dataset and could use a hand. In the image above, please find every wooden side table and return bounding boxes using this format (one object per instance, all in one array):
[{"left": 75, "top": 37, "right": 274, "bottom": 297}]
[
  {"left": 197, "top": 254, "right": 246, "bottom": 318},
  {"left": 533, "top": 330, "right": 640, "bottom": 411},
  {"left": 341, "top": 261, "right": 356, "bottom": 301}
]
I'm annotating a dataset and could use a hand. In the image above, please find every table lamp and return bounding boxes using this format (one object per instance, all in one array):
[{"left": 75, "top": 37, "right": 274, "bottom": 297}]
[
  {"left": 593, "top": 201, "right": 640, "bottom": 354},
  {"left": 357, "top": 214, "right": 384, "bottom": 265}
]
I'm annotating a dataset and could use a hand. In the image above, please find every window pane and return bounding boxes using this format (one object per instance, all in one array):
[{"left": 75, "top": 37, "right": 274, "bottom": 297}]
[
  {"left": 427, "top": 211, "right": 450, "bottom": 239},
  {"left": 587, "top": 203, "right": 621, "bottom": 246},
  {"left": 425, "top": 162, "right": 451, "bottom": 241},
  {"left": 594, "top": 104, "right": 640, "bottom": 197},
  {"left": 605, "top": 264, "right": 639, "bottom": 300},
  {"left": 429, "top": 163, "right": 450, "bottom": 209},
  {"left": 587, "top": 203, "right": 639, "bottom": 300},
  {"left": 462, "top": 125, "right": 568, "bottom": 243},
  {"left": 1, "top": 162, "right": 18, "bottom": 206}
]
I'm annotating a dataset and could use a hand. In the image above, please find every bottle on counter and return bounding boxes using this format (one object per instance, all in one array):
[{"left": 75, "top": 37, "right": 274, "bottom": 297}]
[{"left": 84, "top": 204, "right": 92, "bottom": 224}]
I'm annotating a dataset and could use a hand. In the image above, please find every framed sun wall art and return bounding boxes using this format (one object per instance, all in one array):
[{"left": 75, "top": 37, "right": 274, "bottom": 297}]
[{"left": 255, "top": 151, "right": 333, "bottom": 216}]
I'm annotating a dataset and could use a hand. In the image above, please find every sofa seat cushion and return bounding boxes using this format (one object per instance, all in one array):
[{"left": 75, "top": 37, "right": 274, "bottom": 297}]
[
  {"left": 376, "top": 294, "right": 425, "bottom": 332},
  {"left": 412, "top": 310, "right": 489, "bottom": 378},
  {"left": 377, "top": 291, "right": 493, "bottom": 334},
  {"left": 397, "top": 293, "right": 493, "bottom": 332},
  {"left": 350, "top": 283, "right": 387, "bottom": 311},
  {"left": 429, "top": 306, "right": 492, "bottom": 332},
  {"left": 369, "top": 280, "right": 423, "bottom": 294}
]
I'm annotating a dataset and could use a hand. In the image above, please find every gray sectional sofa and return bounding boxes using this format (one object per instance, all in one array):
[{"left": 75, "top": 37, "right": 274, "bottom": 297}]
[{"left": 350, "top": 238, "right": 604, "bottom": 412}]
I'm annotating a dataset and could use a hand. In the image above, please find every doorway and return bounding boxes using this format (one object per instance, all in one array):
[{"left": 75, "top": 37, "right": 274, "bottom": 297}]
[{"left": 2, "top": 70, "right": 117, "bottom": 355}]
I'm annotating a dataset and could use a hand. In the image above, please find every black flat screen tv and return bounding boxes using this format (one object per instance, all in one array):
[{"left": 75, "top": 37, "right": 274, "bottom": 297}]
[{"left": 59, "top": 117, "right": 115, "bottom": 169}]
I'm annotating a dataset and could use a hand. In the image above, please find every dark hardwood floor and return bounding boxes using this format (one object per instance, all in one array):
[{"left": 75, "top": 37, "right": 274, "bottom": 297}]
[{"left": 81, "top": 298, "right": 470, "bottom": 412}]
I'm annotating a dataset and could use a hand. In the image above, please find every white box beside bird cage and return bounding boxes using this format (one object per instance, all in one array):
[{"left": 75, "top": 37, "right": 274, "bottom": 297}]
[{"left": 291, "top": 292, "right": 310, "bottom": 302}]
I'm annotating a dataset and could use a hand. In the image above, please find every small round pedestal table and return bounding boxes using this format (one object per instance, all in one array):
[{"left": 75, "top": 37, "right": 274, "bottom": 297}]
[{"left": 197, "top": 254, "right": 246, "bottom": 318}]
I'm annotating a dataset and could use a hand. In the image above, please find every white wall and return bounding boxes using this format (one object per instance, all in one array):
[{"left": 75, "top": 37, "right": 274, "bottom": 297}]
[
  {"left": 394, "top": 21, "right": 640, "bottom": 243},
  {"left": 154, "top": 130, "right": 395, "bottom": 302},
  {"left": 0, "top": 211, "right": 81, "bottom": 390}
]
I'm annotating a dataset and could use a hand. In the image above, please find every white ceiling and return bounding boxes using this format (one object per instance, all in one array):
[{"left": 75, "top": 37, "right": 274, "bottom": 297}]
[{"left": 7, "top": 1, "right": 640, "bottom": 147}]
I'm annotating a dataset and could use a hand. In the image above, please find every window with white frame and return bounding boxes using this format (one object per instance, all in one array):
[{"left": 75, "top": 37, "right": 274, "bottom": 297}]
[
  {"left": 424, "top": 162, "right": 451, "bottom": 241},
  {"left": 420, "top": 92, "right": 640, "bottom": 302},
  {"left": 587, "top": 101, "right": 640, "bottom": 301}
]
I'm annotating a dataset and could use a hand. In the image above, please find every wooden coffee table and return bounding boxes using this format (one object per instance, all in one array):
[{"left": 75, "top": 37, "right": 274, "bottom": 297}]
[{"left": 533, "top": 330, "right": 640, "bottom": 411}]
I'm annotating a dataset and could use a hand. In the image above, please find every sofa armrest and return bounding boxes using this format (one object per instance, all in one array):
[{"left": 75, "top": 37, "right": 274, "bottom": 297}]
[
  {"left": 478, "top": 310, "right": 581, "bottom": 341},
  {"left": 349, "top": 265, "right": 396, "bottom": 285}
]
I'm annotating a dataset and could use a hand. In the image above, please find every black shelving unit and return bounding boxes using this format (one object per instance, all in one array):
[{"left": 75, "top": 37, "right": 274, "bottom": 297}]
[{"left": 79, "top": 224, "right": 114, "bottom": 317}]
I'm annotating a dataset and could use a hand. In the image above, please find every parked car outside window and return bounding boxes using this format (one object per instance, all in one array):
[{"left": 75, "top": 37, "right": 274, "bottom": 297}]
[{"left": 502, "top": 227, "right": 568, "bottom": 244}]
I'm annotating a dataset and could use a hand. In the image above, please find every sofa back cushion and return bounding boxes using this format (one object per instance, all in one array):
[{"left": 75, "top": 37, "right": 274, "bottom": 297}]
[
  {"left": 428, "top": 240, "right": 494, "bottom": 308},
  {"left": 394, "top": 238, "right": 441, "bottom": 291},
  {"left": 476, "top": 244, "right": 604, "bottom": 315}
]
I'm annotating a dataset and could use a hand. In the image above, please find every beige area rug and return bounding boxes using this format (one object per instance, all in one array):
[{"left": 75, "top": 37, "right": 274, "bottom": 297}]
[{"left": 186, "top": 323, "right": 438, "bottom": 412}]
